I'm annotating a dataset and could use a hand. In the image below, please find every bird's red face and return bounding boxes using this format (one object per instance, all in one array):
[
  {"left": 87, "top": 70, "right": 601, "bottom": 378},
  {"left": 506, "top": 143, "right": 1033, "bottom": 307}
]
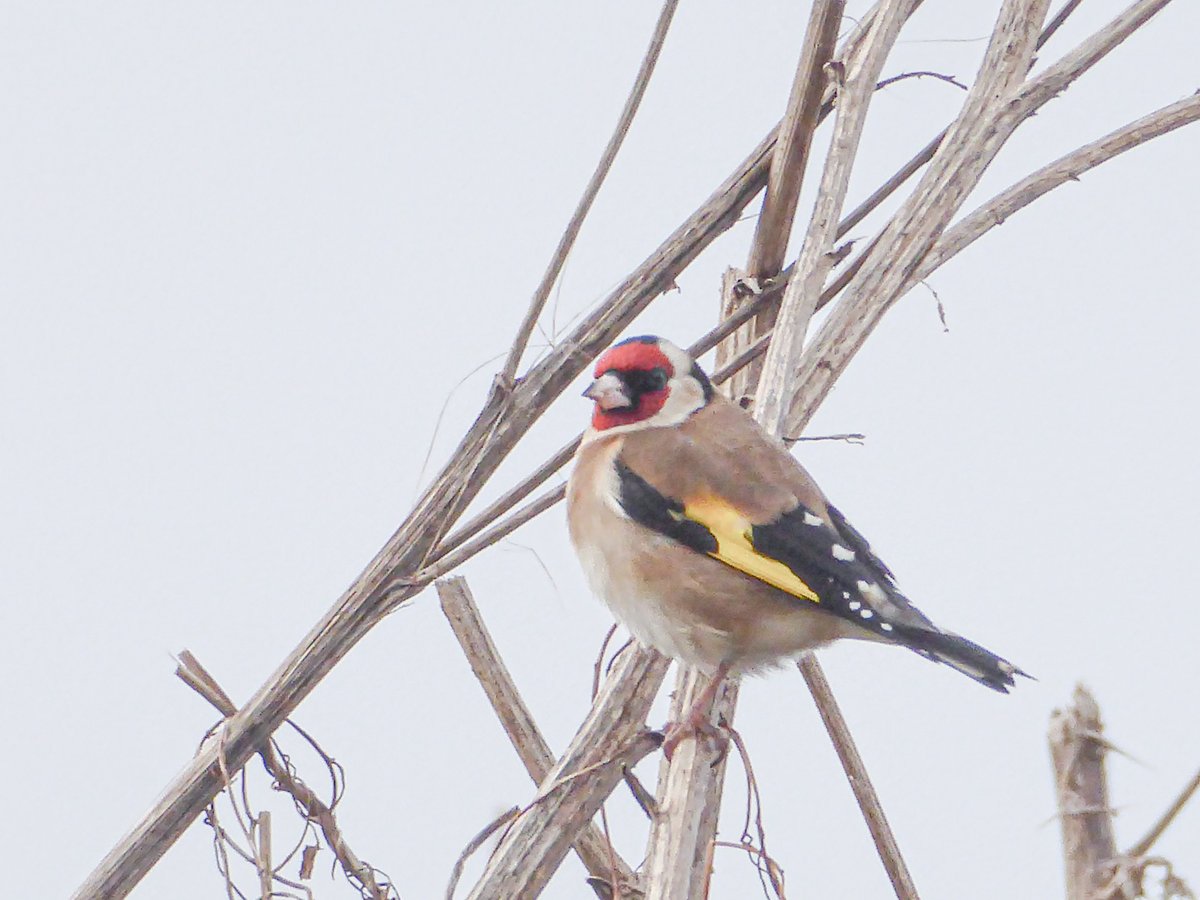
[{"left": 585, "top": 337, "right": 675, "bottom": 431}]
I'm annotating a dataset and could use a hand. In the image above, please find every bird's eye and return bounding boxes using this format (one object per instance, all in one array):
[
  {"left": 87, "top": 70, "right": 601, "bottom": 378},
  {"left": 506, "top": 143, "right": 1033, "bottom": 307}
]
[{"left": 645, "top": 367, "right": 668, "bottom": 391}]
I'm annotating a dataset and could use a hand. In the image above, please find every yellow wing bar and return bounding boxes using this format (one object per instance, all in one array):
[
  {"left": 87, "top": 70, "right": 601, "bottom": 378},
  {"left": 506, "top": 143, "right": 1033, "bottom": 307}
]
[{"left": 677, "top": 495, "right": 820, "bottom": 603}]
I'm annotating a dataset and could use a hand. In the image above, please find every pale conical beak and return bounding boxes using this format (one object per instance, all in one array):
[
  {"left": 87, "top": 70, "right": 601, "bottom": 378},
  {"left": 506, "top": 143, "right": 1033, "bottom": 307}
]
[{"left": 583, "top": 372, "right": 631, "bottom": 411}]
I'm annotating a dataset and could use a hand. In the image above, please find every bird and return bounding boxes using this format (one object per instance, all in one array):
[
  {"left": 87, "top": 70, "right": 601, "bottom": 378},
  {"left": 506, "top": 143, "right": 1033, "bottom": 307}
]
[{"left": 566, "top": 334, "right": 1025, "bottom": 759}]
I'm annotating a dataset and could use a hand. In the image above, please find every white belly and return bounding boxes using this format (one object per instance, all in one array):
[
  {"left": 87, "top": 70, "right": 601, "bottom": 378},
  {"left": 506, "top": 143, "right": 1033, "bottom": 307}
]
[{"left": 574, "top": 540, "right": 714, "bottom": 666}]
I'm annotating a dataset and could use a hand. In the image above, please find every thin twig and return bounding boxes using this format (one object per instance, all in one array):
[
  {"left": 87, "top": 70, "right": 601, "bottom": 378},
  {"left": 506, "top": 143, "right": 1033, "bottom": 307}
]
[
  {"left": 726, "top": 726, "right": 786, "bottom": 900},
  {"left": 836, "top": 0, "right": 1093, "bottom": 246},
  {"left": 592, "top": 623, "right": 621, "bottom": 701},
  {"left": 785, "top": 432, "right": 866, "bottom": 445},
  {"left": 256, "top": 812, "right": 272, "bottom": 900},
  {"left": 500, "top": 0, "right": 681, "bottom": 385},
  {"left": 623, "top": 769, "right": 658, "bottom": 820},
  {"left": 1042, "top": 0, "right": 1089, "bottom": 47},
  {"left": 917, "top": 91, "right": 1200, "bottom": 282},
  {"left": 798, "top": 657, "right": 918, "bottom": 899},
  {"left": 175, "top": 652, "right": 395, "bottom": 900},
  {"left": 444, "top": 807, "right": 520, "bottom": 900},
  {"left": 876, "top": 70, "right": 968, "bottom": 91},
  {"left": 1126, "top": 766, "right": 1200, "bottom": 859}
]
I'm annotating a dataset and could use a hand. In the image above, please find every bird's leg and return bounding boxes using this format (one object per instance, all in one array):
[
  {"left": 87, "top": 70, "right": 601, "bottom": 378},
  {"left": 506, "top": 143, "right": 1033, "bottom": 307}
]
[{"left": 661, "top": 662, "right": 732, "bottom": 761}]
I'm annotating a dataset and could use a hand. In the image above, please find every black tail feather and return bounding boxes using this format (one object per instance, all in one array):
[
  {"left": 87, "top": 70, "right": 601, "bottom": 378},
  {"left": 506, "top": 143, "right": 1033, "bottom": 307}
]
[{"left": 894, "top": 626, "right": 1029, "bottom": 693}]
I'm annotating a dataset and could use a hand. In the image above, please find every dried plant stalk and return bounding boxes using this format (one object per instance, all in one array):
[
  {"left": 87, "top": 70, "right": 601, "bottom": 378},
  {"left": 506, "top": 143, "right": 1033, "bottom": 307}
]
[
  {"left": 437, "top": 577, "right": 641, "bottom": 898},
  {"left": 782, "top": 0, "right": 1170, "bottom": 435},
  {"left": 1049, "top": 685, "right": 1118, "bottom": 900},
  {"left": 756, "top": 0, "right": 915, "bottom": 436},
  {"left": 463, "top": 649, "right": 668, "bottom": 898}
]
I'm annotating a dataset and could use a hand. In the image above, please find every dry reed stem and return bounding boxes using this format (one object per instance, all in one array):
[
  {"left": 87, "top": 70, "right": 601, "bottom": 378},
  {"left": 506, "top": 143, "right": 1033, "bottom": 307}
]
[
  {"left": 463, "top": 647, "right": 668, "bottom": 898},
  {"left": 643, "top": 668, "right": 740, "bottom": 900},
  {"left": 437, "top": 577, "right": 640, "bottom": 898},
  {"left": 796, "top": 657, "right": 915, "bottom": 897},
  {"left": 257, "top": 811, "right": 272, "bottom": 900},
  {"left": 782, "top": 0, "right": 1174, "bottom": 436},
  {"left": 747, "top": 0, "right": 845, "bottom": 280},
  {"left": 1049, "top": 685, "right": 1200, "bottom": 900},
  {"left": 756, "top": 0, "right": 914, "bottom": 437},
  {"left": 916, "top": 91, "right": 1200, "bottom": 280},
  {"left": 1050, "top": 685, "right": 1119, "bottom": 900}
]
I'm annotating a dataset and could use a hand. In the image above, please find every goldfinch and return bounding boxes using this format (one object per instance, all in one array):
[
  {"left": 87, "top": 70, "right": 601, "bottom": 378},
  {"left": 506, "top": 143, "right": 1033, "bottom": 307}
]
[{"left": 567, "top": 335, "right": 1023, "bottom": 755}]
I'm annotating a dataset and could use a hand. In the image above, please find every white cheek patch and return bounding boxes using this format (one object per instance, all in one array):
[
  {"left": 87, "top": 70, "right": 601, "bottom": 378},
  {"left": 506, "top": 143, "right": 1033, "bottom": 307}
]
[{"left": 651, "top": 376, "right": 706, "bottom": 427}]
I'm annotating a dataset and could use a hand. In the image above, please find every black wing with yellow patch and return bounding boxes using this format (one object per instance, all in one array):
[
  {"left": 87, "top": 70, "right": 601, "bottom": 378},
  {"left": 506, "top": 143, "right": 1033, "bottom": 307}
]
[
  {"left": 615, "top": 459, "right": 900, "bottom": 635},
  {"left": 615, "top": 459, "right": 1024, "bottom": 691}
]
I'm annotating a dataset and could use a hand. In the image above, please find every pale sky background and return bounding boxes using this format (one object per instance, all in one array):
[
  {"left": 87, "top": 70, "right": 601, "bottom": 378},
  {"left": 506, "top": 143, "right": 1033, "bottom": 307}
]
[{"left": 4, "top": 2, "right": 1199, "bottom": 898}]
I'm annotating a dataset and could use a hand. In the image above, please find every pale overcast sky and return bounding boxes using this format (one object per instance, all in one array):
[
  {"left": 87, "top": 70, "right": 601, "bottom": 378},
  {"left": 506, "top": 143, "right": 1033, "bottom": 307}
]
[{"left": 4, "top": 2, "right": 1199, "bottom": 898}]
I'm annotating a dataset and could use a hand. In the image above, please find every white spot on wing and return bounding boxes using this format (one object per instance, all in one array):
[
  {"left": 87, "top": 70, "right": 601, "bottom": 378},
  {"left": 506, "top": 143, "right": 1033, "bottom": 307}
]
[
  {"left": 832, "top": 544, "right": 856, "bottom": 561},
  {"left": 856, "top": 579, "right": 888, "bottom": 605},
  {"left": 859, "top": 609, "right": 873, "bottom": 619},
  {"left": 803, "top": 512, "right": 824, "bottom": 527},
  {"left": 881, "top": 622, "right": 894, "bottom": 632},
  {"left": 848, "top": 600, "right": 861, "bottom": 611}
]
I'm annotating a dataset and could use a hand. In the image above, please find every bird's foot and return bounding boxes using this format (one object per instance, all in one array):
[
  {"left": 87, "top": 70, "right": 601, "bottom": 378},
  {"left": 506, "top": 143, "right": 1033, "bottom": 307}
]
[{"left": 661, "top": 709, "right": 729, "bottom": 762}]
